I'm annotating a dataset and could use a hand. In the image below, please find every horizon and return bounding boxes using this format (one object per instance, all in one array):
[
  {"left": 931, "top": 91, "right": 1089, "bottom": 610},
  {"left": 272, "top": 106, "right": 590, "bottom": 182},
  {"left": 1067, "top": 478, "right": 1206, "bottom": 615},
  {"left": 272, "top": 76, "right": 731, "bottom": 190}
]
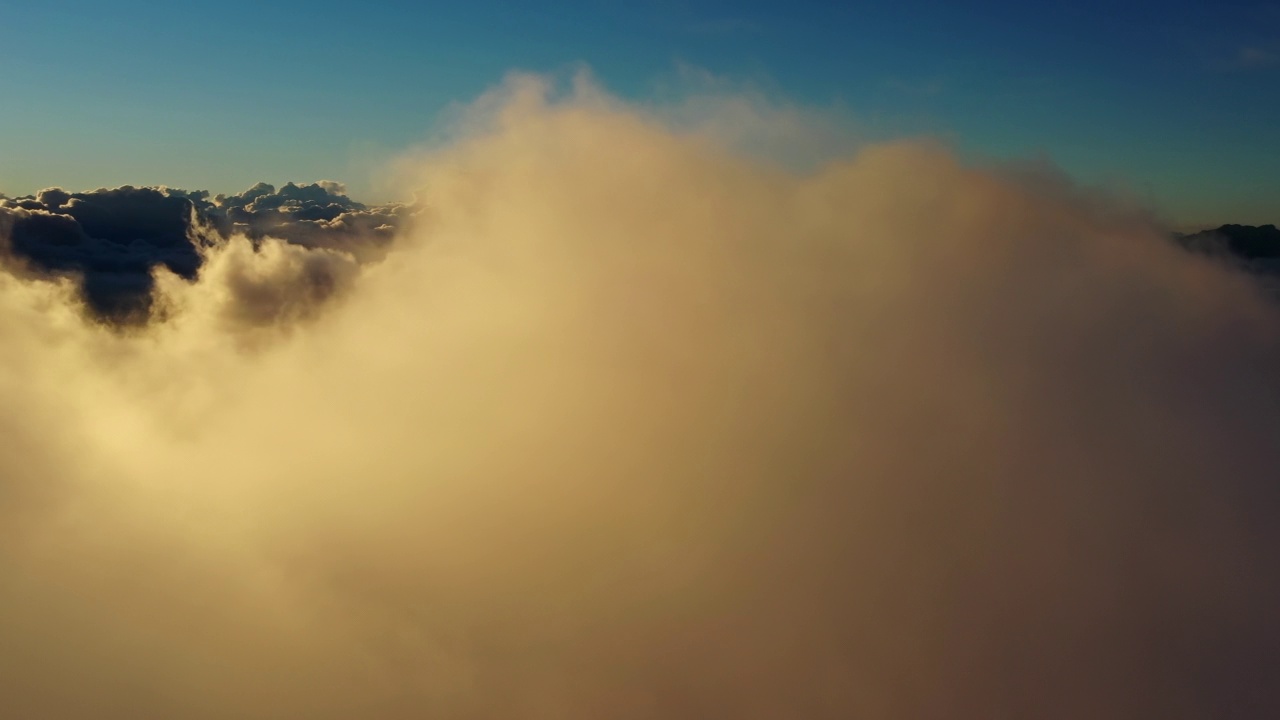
[
  {"left": 2, "top": 1, "right": 1279, "bottom": 226},
  {"left": 4, "top": 176, "right": 1275, "bottom": 236}
]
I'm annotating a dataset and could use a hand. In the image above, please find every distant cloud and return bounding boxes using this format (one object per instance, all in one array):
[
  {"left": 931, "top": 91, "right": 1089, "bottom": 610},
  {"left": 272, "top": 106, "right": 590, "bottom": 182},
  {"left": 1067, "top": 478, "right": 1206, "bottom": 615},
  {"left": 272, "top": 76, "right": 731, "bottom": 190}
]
[
  {"left": 1234, "top": 45, "right": 1279, "bottom": 68},
  {"left": 0, "top": 182, "right": 413, "bottom": 322},
  {"left": 1217, "top": 6, "right": 1280, "bottom": 71},
  {"left": 641, "top": 63, "right": 865, "bottom": 170}
]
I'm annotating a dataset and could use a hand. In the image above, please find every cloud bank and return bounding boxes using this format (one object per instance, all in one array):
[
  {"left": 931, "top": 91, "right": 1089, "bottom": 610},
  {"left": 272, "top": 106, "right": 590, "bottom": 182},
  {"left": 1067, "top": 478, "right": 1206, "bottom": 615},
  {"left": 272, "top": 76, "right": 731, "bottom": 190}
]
[
  {"left": 1, "top": 73, "right": 1278, "bottom": 719},
  {"left": 0, "top": 182, "right": 411, "bottom": 322}
]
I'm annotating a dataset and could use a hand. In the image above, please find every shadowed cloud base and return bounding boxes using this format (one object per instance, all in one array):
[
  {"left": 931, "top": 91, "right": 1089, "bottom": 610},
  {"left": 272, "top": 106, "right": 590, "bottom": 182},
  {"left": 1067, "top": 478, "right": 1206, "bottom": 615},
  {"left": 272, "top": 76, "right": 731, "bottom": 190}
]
[{"left": 0, "top": 182, "right": 410, "bottom": 322}]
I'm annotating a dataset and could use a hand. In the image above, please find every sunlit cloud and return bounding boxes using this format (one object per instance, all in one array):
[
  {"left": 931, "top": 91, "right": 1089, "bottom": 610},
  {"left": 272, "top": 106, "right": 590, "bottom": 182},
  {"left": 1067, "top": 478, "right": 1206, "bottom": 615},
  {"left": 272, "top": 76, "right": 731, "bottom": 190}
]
[{"left": 1, "top": 72, "right": 1278, "bottom": 719}]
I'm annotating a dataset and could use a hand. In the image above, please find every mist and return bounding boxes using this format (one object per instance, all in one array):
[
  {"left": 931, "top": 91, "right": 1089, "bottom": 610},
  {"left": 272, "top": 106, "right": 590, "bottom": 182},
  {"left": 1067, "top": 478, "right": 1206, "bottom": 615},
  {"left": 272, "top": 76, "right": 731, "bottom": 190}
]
[{"left": 1, "top": 73, "right": 1278, "bottom": 719}]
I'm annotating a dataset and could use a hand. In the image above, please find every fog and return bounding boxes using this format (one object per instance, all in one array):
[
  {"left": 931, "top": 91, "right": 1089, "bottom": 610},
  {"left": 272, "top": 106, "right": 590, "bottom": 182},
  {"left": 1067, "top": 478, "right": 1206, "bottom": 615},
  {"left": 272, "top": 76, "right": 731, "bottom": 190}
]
[{"left": 1, "top": 73, "right": 1278, "bottom": 719}]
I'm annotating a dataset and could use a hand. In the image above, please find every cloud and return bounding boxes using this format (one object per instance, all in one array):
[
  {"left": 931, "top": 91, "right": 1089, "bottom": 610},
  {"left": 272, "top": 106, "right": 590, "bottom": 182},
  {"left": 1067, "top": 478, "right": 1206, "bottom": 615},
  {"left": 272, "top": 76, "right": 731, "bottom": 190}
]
[
  {"left": 0, "top": 182, "right": 411, "bottom": 323},
  {"left": 639, "top": 64, "right": 866, "bottom": 170},
  {"left": 1, "top": 72, "right": 1279, "bottom": 719},
  {"left": 1178, "top": 223, "right": 1280, "bottom": 259},
  {"left": 1234, "top": 45, "right": 1279, "bottom": 68}
]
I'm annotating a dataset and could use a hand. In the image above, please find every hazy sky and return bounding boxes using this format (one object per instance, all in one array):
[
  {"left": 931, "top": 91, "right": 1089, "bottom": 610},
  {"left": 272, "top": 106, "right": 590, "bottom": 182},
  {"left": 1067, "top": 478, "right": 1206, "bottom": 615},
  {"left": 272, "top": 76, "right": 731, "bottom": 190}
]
[{"left": 1, "top": 0, "right": 1277, "bottom": 225}]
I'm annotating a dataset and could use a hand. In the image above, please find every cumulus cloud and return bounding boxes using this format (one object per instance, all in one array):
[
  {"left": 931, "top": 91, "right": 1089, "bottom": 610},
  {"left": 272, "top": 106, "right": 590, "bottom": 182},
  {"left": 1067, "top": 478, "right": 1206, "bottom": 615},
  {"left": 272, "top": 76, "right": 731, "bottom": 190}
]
[
  {"left": 1178, "top": 223, "right": 1280, "bottom": 260},
  {"left": 0, "top": 182, "right": 411, "bottom": 322},
  {"left": 1, "top": 72, "right": 1279, "bottom": 719}
]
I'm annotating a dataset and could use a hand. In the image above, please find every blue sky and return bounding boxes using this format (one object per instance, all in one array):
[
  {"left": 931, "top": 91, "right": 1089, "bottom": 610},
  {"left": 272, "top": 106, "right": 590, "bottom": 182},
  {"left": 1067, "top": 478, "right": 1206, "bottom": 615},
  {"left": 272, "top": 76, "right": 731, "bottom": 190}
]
[{"left": 0, "top": 0, "right": 1276, "bottom": 225}]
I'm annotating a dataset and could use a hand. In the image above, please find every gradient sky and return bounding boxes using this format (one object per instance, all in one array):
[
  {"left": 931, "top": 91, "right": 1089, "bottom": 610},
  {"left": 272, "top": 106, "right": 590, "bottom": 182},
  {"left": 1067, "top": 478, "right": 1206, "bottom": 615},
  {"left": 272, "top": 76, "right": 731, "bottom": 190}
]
[{"left": 1, "top": 0, "right": 1276, "bottom": 225}]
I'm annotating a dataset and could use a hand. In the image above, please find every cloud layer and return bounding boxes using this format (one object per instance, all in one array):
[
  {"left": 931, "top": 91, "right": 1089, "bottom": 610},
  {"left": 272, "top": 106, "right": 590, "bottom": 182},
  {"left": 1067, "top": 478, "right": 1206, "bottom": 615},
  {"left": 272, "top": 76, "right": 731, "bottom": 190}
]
[
  {"left": 0, "top": 182, "right": 410, "bottom": 322},
  {"left": 1, "top": 74, "right": 1278, "bottom": 719}
]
